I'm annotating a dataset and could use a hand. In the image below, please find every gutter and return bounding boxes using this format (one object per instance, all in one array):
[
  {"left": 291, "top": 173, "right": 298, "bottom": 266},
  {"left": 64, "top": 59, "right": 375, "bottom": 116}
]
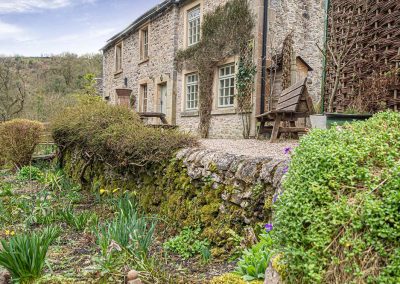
[
  {"left": 320, "top": 0, "right": 330, "bottom": 113},
  {"left": 260, "top": 0, "right": 269, "bottom": 114},
  {"left": 101, "top": 0, "right": 178, "bottom": 51}
]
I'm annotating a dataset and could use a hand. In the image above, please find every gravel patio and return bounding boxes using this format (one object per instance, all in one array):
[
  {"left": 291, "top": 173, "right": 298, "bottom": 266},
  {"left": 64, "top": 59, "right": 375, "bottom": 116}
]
[{"left": 199, "top": 139, "right": 298, "bottom": 159}]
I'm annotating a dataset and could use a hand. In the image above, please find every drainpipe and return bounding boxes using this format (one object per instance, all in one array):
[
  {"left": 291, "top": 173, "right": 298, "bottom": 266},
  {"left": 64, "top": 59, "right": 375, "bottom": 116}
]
[
  {"left": 260, "top": 0, "right": 269, "bottom": 114},
  {"left": 320, "top": 0, "right": 330, "bottom": 113}
]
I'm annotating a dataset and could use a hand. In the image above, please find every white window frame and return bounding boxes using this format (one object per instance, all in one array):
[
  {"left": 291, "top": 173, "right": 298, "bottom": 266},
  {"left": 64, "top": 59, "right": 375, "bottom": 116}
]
[
  {"left": 185, "top": 73, "right": 199, "bottom": 110},
  {"left": 115, "top": 42, "right": 123, "bottom": 72},
  {"left": 218, "top": 63, "right": 236, "bottom": 107},
  {"left": 187, "top": 5, "right": 201, "bottom": 46},
  {"left": 140, "top": 27, "right": 149, "bottom": 60}
]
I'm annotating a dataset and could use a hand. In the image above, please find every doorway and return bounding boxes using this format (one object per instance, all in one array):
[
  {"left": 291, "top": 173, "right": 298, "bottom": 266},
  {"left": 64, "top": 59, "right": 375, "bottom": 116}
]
[{"left": 159, "top": 83, "right": 167, "bottom": 114}]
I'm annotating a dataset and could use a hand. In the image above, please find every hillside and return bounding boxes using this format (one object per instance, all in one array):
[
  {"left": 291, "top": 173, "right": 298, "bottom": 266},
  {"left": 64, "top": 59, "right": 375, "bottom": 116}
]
[{"left": 0, "top": 53, "right": 102, "bottom": 122}]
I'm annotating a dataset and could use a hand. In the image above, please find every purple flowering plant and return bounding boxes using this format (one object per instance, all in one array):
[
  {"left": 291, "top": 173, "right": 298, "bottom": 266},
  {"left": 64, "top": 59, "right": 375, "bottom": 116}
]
[
  {"left": 284, "top": 147, "right": 292, "bottom": 155},
  {"left": 265, "top": 223, "right": 273, "bottom": 233}
]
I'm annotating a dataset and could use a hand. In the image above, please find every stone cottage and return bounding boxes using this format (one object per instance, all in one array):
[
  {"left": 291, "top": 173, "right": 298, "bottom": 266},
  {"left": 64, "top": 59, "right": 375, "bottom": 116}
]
[{"left": 101, "top": 0, "right": 325, "bottom": 138}]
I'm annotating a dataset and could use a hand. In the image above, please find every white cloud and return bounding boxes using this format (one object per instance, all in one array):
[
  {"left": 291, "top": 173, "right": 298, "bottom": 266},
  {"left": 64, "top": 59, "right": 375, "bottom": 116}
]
[
  {"left": 0, "top": 20, "right": 24, "bottom": 40},
  {"left": 0, "top": 0, "right": 96, "bottom": 14}
]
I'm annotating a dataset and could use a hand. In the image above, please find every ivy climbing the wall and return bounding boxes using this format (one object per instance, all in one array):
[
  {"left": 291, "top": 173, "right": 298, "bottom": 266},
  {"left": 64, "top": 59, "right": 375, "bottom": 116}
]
[{"left": 177, "top": 0, "right": 255, "bottom": 138}]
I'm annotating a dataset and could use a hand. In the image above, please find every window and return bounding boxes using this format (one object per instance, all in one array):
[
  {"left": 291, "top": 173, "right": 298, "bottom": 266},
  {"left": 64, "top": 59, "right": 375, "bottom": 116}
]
[
  {"left": 187, "top": 6, "right": 200, "bottom": 46},
  {"left": 140, "top": 27, "right": 149, "bottom": 60},
  {"left": 115, "top": 42, "right": 122, "bottom": 72},
  {"left": 140, "top": 84, "right": 148, "bottom": 112},
  {"left": 186, "top": 73, "right": 199, "bottom": 110},
  {"left": 218, "top": 64, "right": 235, "bottom": 107}
]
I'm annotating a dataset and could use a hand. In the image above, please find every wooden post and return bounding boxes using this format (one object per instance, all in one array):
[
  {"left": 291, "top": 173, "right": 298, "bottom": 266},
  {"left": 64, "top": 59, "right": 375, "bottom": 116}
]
[{"left": 270, "top": 114, "right": 282, "bottom": 142}]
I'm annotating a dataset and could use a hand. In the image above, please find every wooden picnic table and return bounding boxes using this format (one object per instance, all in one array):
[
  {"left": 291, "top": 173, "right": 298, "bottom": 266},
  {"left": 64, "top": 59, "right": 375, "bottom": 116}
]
[
  {"left": 257, "top": 78, "right": 315, "bottom": 142},
  {"left": 138, "top": 112, "right": 177, "bottom": 129}
]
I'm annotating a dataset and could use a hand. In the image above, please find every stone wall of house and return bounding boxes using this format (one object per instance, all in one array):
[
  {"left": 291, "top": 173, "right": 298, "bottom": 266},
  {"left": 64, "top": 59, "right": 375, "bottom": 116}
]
[
  {"left": 103, "top": 5, "right": 179, "bottom": 123},
  {"left": 268, "top": 0, "right": 325, "bottom": 103},
  {"left": 175, "top": 0, "right": 262, "bottom": 138},
  {"left": 102, "top": 0, "right": 325, "bottom": 138}
]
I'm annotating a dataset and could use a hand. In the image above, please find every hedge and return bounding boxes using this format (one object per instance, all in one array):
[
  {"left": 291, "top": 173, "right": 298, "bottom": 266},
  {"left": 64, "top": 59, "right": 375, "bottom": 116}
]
[
  {"left": 0, "top": 119, "right": 44, "bottom": 168},
  {"left": 272, "top": 111, "right": 400, "bottom": 283},
  {"left": 51, "top": 98, "right": 197, "bottom": 177}
]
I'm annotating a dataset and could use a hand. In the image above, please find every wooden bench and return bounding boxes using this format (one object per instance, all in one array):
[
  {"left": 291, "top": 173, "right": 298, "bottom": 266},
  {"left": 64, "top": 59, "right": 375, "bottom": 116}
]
[
  {"left": 138, "top": 112, "right": 178, "bottom": 129},
  {"left": 256, "top": 78, "right": 315, "bottom": 142}
]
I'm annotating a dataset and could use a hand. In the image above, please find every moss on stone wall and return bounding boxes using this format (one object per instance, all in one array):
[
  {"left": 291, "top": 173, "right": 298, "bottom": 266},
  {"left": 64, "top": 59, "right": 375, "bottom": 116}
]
[{"left": 60, "top": 147, "right": 283, "bottom": 256}]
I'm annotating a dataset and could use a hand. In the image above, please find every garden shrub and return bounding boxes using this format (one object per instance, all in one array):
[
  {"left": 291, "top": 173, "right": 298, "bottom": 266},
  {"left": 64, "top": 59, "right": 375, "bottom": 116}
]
[
  {"left": 272, "top": 111, "right": 400, "bottom": 283},
  {"left": 210, "top": 273, "right": 263, "bottom": 284},
  {"left": 17, "top": 165, "right": 43, "bottom": 181},
  {"left": 163, "top": 227, "right": 211, "bottom": 261},
  {"left": 0, "top": 119, "right": 44, "bottom": 168},
  {"left": 51, "top": 98, "right": 196, "bottom": 171}
]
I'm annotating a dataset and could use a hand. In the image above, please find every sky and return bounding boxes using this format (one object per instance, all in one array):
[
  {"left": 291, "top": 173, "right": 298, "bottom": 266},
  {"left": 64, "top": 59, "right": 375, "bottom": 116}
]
[{"left": 0, "top": 0, "right": 160, "bottom": 56}]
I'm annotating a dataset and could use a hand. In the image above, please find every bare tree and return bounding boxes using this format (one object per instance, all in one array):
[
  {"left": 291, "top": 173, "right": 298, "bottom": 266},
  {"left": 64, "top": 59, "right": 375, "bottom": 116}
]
[
  {"left": 0, "top": 58, "right": 27, "bottom": 121},
  {"left": 318, "top": 0, "right": 369, "bottom": 112}
]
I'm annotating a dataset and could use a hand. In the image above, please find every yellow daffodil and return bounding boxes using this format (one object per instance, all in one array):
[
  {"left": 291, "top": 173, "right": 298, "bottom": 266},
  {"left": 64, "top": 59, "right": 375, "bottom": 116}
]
[
  {"left": 99, "top": 188, "right": 108, "bottom": 195},
  {"left": 5, "top": 230, "right": 15, "bottom": 236},
  {"left": 112, "top": 188, "right": 119, "bottom": 193}
]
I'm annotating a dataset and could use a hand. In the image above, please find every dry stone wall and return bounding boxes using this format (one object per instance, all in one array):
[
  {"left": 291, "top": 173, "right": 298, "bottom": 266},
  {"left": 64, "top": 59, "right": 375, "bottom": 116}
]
[{"left": 62, "top": 145, "right": 288, "bottom": 252}]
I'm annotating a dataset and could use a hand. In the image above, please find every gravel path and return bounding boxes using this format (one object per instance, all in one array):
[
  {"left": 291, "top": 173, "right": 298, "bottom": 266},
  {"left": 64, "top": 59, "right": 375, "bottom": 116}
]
[{"left": 199, "top": 139, "right": 298, "bottom": 159}]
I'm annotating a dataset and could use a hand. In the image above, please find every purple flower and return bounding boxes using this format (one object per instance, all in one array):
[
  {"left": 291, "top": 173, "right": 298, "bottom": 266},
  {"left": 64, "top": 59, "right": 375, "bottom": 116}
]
[
  {"left": 272, "top": 194, "right": 278, "bottom": 203},
  {"left": 284, "top": 147, "right": 292, "bottom": 155},
  {"left": 265, "top": 223, "right": 273, "bottom": 232},
  {"left": 283, "top": 166, "right": 289, "bottom": 174}
]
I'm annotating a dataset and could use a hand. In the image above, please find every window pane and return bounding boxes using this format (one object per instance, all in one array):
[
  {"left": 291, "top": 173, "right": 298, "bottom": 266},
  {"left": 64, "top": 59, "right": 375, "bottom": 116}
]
[
  {"left": 218, "top": 63, "right": 235, "bottom": 107},
  {"left": 188, "top": 6, "right": 200, "bottom": 46},
  {"left": 186, "top": 73, "right": 199, "bottom": 110}
]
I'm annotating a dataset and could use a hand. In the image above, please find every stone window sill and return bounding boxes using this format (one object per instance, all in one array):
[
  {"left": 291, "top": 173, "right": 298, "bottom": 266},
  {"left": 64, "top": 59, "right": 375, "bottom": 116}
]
[
  {"left": 211, "top": 108, "right": 237, "bottom": 115},
  {"left": 139, "top": 58, "right": 149, "bottom": 65},
  {"left": 181, "top": 110, "right": 199, "bottom": 117}
]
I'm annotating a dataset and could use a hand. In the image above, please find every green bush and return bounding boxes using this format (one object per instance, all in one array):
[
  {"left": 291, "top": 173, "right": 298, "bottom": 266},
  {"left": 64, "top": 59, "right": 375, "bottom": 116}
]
[
  {"left": 0, "top": 119, "right": 44, "bottom": 168},
  {"left": 272, "top": 111, "right": 400, "bottom": 283},
  {"left": 51, "top": 98, "right": 196, "bottom": 169},
  {"left": 235, "top": 232, "right": 273, "bottom": 281},
  {"left": 210, "top": 273, "right": 258, "bottom": 284},
  {"left": 164, "top": 227, "right": 211, "bottom": 261},
  {"left": 0, "top": 226, "right": 60, "bottom": 283},
  {"left": 17, "top": 165, "right": 43, "bottom": 181}
]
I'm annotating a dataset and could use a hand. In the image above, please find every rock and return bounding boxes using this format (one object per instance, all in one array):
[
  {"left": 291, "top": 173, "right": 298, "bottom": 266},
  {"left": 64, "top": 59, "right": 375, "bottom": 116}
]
[
  {"left": 273, "top": 162, "right": 289, "bottom": 188},
  {"left": 215, "top": 153, "right": 236, "bottom": 171},
  {"left": 0, "top": 270, "right": 10, "bottom": 284},
  {"left": 240, "top": 200, "right": 249, "bottom": 208},
  {"left": 176, "top": 148, "right": 190, "bottom": 160},
  {"left": 187, "top": 166, "right": 203, "bottom": 179},
  {"left": 259, "top": 159, "right": 284, "bottom": 183},
  {"left": 127, "top": 279, "right": 143, "bottom": 284},
  {"left": 228, "top": 156, "right": 246, "bottom": 172},
  {"left": 264, "top": 261, "right": 282, "bottom": 284},
  {"left": 127, "top": 270, "right": 139, "bottom": 281},
  {"left": 235, "top": 160, "right": 261, "bottom": 184}
]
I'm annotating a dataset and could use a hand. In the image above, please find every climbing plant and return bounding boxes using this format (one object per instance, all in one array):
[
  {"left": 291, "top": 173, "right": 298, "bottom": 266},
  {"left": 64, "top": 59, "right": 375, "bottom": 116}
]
[
  {"left": 177, "top": 0, "right": 255, "bottom": 138},
  {"left": 236, "top": 42, "right": 256, "bottom": 138}
]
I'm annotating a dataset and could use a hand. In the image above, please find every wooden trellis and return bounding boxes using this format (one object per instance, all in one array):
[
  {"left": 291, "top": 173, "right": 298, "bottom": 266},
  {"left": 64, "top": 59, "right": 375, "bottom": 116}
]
[{"left": 324, "top": 0, "right": 400, "bottom": 113}]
